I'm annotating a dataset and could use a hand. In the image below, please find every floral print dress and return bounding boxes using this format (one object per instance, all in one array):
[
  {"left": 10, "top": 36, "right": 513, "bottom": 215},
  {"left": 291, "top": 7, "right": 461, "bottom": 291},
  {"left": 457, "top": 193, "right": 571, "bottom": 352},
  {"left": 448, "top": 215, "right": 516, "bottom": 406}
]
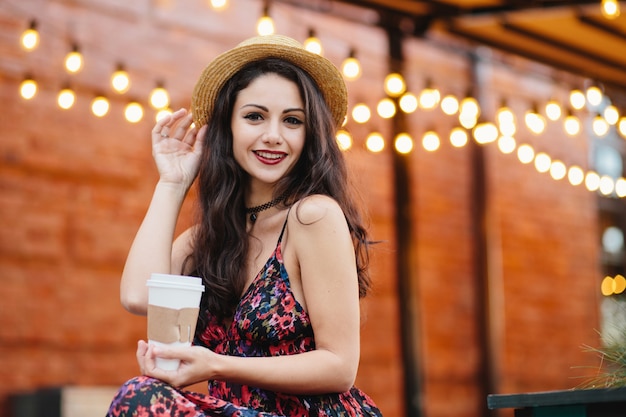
[{"left": 106, "top": 218, "right": 383, "bottom": 417}]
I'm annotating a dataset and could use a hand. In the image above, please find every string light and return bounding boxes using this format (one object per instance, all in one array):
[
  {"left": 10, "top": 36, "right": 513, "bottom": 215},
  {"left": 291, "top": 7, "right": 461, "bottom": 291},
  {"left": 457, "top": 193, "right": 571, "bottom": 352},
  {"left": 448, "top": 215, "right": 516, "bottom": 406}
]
[
  {"left": 111, "top": 64, "right": 130, "bottom": 94},
  {"left": 366, "top": 132, "right": 385, "bottom": 153},
  {"left": 256, "top": 4, "right": 274, "bottom": 36},
  {"left": 497, "top": 102, "right": 516, "bottom": 136},
  {"left": 418, "top": 81, "right": 440, "bottom": 110},
  {"left": 568, "top": 166, "right": 585, "bottom": 186},
  {"left": 303, "top": 29, "right": 322, "bottom": 55},
  {"left": 394, "top": 133, "right": 413, "bottom": 154},
  {"left": 585, "top": 171, "right": 601, "bottom": 192},
  {"left": 150, "top": 82, "right": 170, "bottom": 109},
  {"left": 473, "top": 122, "right": 498, "bottom": 144},
  {"left": 125, "top": 101, "right": 144, "bottom": 123},
  {"left": 564, "top": 110, "right": 581, "bottom": 136},
  {"left": 19, "top": 77, "right": 37, "bottom": 100},
  {"left": 570, "top": 89, "right": 586, "bottom": 110},
  {"left": 91, "top": 95, "right": 110, "bottom": 117},
  {"left": 498, "top": 135, "right": 516, "bottom": 154},
  {"left": 534, "top": 152, "right": 551, "bottom": 173},
  {"left": 601, "top": 0, "right": 621, "bottom": 19},
  {"left": 440, "top": 95, "right": 459, "bottom": 115},
  {"left": 619, "top": 117, "right": 626, "bottom": 137},
  {"left": 351, "top": 103, "right": 371, "bottom": 123},
  {"left": 422, "top": 131, "right": 440, "bottom": 152},
  {"left": 592, "top": 114, "right": 610, "bottom": 137},
  {"left": 545, "top": 99, "right": 562, "bottom": 121},
  {"left": 209, "top": 0, "right": 228, "bottom": 10},
  {"left": 57, "top": 86, "right": 76, "bottom": 109},
  {"left": 599, "top": 175, "right": 615, "bottom": 196},
  {"left": 336, "top": 129, "right": 352, "bottom": 150},
  {"left": 341, "top": 49, "right": 361, "bottom": 80},
  {"left": 399, "top": 92, "right": 418, "bottom": 113},
  {"left": 383, "top": 73, "right": 406, "bottom": 97},
  {"left": 449, "top": 127, "right": 468, "bottom": 148},
  {"left": 156, "top": 108, "right": 173, "bottom": 122},
  {"left": 517, "top": 144, "right": 535, "bottom": 164},
  {"left": 549, "top": 160, "right": 567, "bottom": 180},
  {"left": 525, "top": 105, "right": 546, "bottom": 135},
  {"left": 586, "top": 85, "right": 603, "bottom": 107},
  {"left": 377, "top": 98, "right": 396, "bottom": 119},
  {"left": 603, "top": 105, "right": 619, "bottom": 125},
  {"left": 64, "top": 44, "right": 83, "bottom": 73},
  {"left": 20, "top": 20, "right": 39, "bottom": 51}
]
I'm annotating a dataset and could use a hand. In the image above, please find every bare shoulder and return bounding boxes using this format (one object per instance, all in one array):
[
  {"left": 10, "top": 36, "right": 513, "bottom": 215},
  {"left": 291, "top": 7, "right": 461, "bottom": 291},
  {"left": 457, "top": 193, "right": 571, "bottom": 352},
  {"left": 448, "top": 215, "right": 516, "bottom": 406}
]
[{"left": 290, "top": 194, "right": 345, "bottom": 227}]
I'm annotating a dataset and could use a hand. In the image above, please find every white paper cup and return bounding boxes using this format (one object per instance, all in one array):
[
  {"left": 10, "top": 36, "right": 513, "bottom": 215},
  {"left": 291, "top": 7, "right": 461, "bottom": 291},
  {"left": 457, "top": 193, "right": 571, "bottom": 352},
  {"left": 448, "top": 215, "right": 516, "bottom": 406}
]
[{"left": 146, "top": 273, "right": 204, "bottom": 371}]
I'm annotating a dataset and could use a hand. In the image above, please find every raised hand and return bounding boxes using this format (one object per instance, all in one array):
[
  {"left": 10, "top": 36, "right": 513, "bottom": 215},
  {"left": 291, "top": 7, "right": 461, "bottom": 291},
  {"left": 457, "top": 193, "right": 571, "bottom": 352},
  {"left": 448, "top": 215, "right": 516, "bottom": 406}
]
[{"left": 151, "top": 108, "right": 207, "bottom": 189}]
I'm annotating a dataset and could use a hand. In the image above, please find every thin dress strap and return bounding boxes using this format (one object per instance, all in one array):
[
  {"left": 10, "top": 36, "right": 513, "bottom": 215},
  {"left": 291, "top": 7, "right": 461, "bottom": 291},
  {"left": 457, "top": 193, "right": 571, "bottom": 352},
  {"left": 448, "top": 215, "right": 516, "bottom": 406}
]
[{"left": 276, "top": 207, "right": 292, "bottom": 246}]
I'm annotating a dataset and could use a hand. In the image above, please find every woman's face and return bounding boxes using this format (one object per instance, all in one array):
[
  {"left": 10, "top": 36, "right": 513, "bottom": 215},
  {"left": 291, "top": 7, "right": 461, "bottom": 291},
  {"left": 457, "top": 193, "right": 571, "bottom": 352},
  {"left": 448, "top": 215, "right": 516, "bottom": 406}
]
[{"left": 231, "top": 73, "right": 305, "bottom": 188}]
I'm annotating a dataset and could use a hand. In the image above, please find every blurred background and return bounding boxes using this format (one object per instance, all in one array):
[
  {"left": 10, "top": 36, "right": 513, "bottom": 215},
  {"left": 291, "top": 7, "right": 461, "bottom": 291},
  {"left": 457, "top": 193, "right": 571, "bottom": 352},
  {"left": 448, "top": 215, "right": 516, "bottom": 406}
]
[{"left": 1, "top": 0, "right": 626, "bottom": 416}]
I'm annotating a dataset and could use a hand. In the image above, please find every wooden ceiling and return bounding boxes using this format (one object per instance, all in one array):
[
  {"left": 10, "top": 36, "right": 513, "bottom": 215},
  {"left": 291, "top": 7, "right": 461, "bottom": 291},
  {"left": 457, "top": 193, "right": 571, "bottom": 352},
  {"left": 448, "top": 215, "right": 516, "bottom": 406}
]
[{"left": 285, "top": 0, "right": 626, "bottom": 100}]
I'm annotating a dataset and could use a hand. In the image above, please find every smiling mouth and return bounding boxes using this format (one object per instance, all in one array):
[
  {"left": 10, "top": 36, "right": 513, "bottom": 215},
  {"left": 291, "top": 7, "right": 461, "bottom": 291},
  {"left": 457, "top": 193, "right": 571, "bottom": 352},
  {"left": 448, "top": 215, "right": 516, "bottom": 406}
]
[{"left": 254, "top": 150, "right": 286, "bottom": 163}]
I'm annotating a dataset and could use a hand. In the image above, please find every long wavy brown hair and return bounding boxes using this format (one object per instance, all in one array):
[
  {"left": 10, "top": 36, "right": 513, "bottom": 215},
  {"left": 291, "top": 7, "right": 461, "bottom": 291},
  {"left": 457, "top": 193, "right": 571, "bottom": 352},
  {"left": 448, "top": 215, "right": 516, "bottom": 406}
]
[{"left": 186, "top": 58, "right": 371, "bottom": 331}]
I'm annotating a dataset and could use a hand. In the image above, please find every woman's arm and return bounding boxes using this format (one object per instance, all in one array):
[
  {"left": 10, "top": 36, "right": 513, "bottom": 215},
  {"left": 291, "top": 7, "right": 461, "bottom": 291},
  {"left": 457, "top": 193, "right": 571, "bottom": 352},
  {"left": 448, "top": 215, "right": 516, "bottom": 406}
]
[
  {"left": 120, "top": 109, "right": 205, "bottom": 315},
  {"left": 144, "top": 195, "right": 363, "bottom": 394}
]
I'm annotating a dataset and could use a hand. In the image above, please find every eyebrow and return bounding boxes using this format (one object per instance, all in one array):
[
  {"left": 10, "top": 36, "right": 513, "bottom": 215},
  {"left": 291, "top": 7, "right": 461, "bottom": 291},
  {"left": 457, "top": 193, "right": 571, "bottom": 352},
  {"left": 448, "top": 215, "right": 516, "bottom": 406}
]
[{"left": 241, "top": 104, "right": 305, "bottom": 114}]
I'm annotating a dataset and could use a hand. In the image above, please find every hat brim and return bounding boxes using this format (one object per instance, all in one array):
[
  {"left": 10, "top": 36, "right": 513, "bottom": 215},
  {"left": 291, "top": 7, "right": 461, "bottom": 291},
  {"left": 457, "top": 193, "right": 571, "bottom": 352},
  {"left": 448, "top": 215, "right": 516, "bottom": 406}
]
[{"left": 191, "top": 34, "right": 347, "bottom": 129}]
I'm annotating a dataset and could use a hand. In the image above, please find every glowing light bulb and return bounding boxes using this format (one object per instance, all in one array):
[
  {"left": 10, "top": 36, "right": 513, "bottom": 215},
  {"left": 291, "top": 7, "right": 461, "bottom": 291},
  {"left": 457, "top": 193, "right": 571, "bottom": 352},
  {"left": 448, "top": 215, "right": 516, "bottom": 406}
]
[
  {"left": 384, "top": 73, "right": 405, "bottom": 97},
  {"left": 586, "top": 86, "right": 603, "bottom": 107},
  {"left": 498, "top": 135, "right": 516, "bottom": 154},
  {"left": 549, "top": 160, "right": 567, "bottom": 180},
  {"left": 21, "top": 20, "right": 39, "bottom": 50},
  {"left": 351, "top": 103, "right": 371, "bottom": 124},
  {"left": 569, "top": 89, "right": 586, "bottom": 110},
  {"left": 517, "top": 144, "right": 535, "bottom": 164},
  {"left": 592, "top": 114, "right": 609, "bottom": 137},
  {"left": 256, "top": 8, "right": 274, "bottom": 36},
  {"left": 418, "top": 85, "right": 440, "bottom": 110},
  {"left": 342, "top": 50, "right": 361, "bottom": 80},
  {"left": 399, "top": 93, "right": 418, "bottom": 113},
  {"left": 394, "top": 133, "right": 413, "bottom": 154},
  {"left": 125, "top": 101, "right": 143, "bottom": 123},
  {"left": 58, "top": 88, "right": 75, "bottom": 109},
  {"left": 65, "top": 45, "right": 83, "bottom": 73},
  {"left": 568, "top": 166, "right": 585, "bottom": 186},
  {"left": 304, "top": 31, "right": 322, "bottom": 55},
  {"left": 91, "top": 96, "right": 110, "bottom": 117},
  {"left": 366, "top": 132, "right": 385, "bottom": 153},
  {"left": 440, "top": 95, "right": 459, "bottom": 115},
  {"left": 422, "top": 131, "right": 440, "bottom": 152},
  {"left": 602, "top": 0, "right": 621, "bottom": 19},
  {"left": 534, "top": 152, "right": 551, "bottom": 173},
  {"left": 150, "top": 84, "right": 169, "bottom": 109},
  {"left": 564, "top": 111, "right": 581, "bottom": 136},
  {"left": 473, "top": 122, "right": 498, "bottom": 144},
  {"left": 459, "top": 96, "right": 480, "bottom": 119},
  {"left": 618, "top": 117, "right": 626, "bottom": 138},
  {"left": 20, "top": 78, "right": 37, "bottom": 99},
  {"left": 377, "top": 98, "right": 396, "bottom": 119},
  {"left": 336, "top": 129, "right": 352, "bottom": 151},
  {"left": 111, "top": 65, "right": 130, "bottom": 93},
  {"left": 450, "top": 128, "right": 468, "bottom": 148},
  {"left": 210, "top": 0, "right": 228, "bottom": 10},
  {"left": 525, "top": 108, "right": 546, "bottom": 134},
  {"left": 603, "top": 105, "right": 619, "bottom": 125},
  {"left": 545, "top": 100, "right": 562, "bottom": 121}
]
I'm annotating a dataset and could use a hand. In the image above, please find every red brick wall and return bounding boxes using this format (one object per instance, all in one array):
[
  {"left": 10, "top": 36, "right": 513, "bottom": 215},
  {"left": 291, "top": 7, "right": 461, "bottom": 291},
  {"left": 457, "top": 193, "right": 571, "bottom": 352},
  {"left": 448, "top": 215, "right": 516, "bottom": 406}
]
[{"left": 0, "top": 1, "right": 604, "bottom": 417}]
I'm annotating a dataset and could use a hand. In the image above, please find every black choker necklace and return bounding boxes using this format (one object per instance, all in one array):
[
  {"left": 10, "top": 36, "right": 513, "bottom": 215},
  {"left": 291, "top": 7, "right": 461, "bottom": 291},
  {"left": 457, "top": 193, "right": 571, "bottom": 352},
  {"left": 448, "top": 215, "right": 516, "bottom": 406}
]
[{"left": 246, "top": 195, "right": 285, "bottom": 223}]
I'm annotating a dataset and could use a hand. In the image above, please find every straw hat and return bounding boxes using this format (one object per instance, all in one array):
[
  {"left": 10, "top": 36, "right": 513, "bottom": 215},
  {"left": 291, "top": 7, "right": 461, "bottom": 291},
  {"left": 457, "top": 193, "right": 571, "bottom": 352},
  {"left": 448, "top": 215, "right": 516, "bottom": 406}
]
[{"left": 191, "top": 34, "right": 347, "bottom": 129}]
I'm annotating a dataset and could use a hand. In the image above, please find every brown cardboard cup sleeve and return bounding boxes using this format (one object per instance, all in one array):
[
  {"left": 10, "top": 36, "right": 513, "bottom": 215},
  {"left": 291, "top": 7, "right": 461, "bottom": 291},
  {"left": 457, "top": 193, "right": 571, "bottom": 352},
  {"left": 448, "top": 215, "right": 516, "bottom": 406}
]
[{"left": 147, "top": 305, "right": 200, "bottom": 344}]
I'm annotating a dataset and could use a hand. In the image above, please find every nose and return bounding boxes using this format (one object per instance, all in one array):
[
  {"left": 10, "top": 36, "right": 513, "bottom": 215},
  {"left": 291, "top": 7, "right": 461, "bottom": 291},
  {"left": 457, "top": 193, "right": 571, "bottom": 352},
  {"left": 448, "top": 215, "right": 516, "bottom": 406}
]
[{"left": 262, "top": 119, "right": 283, "bottom": 145}]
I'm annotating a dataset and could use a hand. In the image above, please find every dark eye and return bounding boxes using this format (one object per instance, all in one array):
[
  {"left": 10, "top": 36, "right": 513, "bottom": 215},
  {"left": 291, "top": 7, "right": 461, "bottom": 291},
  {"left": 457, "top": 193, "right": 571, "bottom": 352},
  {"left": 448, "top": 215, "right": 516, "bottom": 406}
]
[
  {"left": 244, "top": 112, "right": 263, "bottom": 121},
  {"left": 285, "top": 116, "right": 303, "bottom": 125}
]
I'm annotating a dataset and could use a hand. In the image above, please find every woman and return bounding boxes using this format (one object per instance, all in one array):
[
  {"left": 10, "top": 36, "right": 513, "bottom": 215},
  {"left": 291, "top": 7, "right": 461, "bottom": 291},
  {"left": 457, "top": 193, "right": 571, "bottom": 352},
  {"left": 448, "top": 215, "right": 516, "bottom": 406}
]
[{"left": 107, "top": 34, "right": 382, "bottom": 416}]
